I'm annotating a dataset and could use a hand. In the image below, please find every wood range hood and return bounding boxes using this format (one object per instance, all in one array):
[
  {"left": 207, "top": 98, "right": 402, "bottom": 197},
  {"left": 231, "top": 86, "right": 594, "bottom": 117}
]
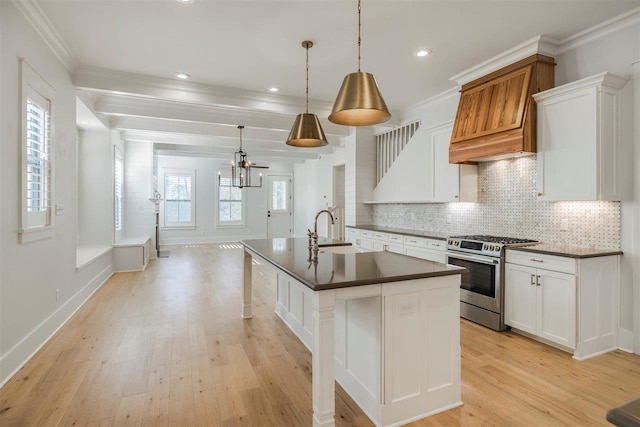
[{"left": 449, "top": 54, "right": 556, "bottom": 164}]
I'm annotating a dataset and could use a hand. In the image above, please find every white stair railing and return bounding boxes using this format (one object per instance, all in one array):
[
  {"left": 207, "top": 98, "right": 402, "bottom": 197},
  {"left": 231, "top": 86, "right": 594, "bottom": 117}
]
[{"left": 375, "top": 120, "right": 421, "bottom": 185}]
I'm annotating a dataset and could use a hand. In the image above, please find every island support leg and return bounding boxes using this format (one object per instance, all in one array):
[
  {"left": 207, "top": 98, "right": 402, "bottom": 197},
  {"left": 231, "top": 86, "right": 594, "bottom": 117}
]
[
  {"left": 242, "top": 249, "right": 253, "bottom": 319},
  {"left": 311, "top": 290, "right": 336, "bottom": 427}
]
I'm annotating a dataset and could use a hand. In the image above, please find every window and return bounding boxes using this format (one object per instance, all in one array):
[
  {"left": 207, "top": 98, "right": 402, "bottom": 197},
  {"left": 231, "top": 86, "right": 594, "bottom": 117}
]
[
  {"left": 20, "top": 59, "right": 55, "bottom": 243},
  {"left": 164, "top": 170, "right": 195, "bottom": 227},
  {"left": 271, "top": 179, "right": 288, "bottom": 212},
  {"left": 218, "top": 177, "right": 243, "bottom": 226},
  {"left": 114, "top": 147, "right": 123, "bottom": 238}
]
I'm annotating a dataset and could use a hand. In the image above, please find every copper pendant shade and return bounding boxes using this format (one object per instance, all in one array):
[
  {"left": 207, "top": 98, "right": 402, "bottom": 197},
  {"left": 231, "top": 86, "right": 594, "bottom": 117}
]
[
  {"left": 286, "top": 41, "right": 328, "bottom": 147},
  {"left": 329, "top": 0, "right": 391, "bottom": 126}
]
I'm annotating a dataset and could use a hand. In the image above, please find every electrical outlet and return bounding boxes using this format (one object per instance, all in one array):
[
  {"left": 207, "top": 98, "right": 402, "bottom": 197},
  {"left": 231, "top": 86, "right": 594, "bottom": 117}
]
[
  {"left": 560, "top": 218, "right": 569, "bottom": 231},
  {"left": 56, "top": 288, "right": 60, "bottom": 301},
  {"left": 447, "top": 215, "right": 452, "bottom": 224}
]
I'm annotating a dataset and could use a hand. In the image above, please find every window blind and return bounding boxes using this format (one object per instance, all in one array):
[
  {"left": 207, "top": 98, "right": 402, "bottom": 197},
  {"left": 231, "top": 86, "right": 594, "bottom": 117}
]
[
  {"left": 114, "top": 149, "right": 123, "bottom": 232},
  {"left": 26, "top": 97, "right": 51, "bottom": 216}
]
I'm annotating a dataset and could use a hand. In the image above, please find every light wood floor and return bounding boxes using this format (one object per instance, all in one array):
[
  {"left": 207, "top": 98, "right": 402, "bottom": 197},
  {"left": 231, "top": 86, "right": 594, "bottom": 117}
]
[{"left": 1, "top": 243, "right": 639, "bottom": 426}]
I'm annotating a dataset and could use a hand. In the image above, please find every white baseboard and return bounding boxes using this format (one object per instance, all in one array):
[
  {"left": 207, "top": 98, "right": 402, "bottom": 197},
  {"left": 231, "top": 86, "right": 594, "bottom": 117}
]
[
  {"left": 0, "top": 264, "right": 114, "bottom": 387},
  {"left": 160, "top": 234, "right": 266, "bottom": 245},
  {"left": 618, "top": 328, "right": 635, "bottom": 353}
]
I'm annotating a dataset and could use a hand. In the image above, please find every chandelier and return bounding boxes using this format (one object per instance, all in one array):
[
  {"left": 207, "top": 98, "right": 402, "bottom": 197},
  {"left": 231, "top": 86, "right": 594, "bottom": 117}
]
[{"left": 218, "top": 125, "right": 268, "bottom": 189}]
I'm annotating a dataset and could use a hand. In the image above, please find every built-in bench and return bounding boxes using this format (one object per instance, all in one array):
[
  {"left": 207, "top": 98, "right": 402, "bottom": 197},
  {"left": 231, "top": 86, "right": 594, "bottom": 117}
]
[
  {"left": 76, "top": 245, "right": 112, "bottom": 271},
  {"left": 113, "top": 237, "right": 152, "bottom": 272}
]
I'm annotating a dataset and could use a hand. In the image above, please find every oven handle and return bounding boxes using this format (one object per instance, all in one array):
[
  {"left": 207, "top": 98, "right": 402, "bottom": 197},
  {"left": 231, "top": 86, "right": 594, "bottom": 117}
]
[{"left": 446, "top": 251, "right": 500, "bottom": 265}]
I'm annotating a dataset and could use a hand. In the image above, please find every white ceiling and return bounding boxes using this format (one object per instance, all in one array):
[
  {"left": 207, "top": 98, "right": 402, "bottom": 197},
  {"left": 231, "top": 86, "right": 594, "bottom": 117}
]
[{"left": 33, "top": 0, "right": 640, "bottom": 162}]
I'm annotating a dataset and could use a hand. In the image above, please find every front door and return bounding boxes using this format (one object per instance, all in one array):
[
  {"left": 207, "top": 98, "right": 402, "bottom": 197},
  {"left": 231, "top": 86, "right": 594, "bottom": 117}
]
[{"left": 267, "top": 175, "right": 292, "bottom": 238}]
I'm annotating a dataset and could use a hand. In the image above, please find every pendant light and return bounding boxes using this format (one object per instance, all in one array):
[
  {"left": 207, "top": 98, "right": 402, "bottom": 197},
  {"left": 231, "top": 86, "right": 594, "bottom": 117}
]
[
  {"left": 329, "top": 0, "right": 391, "bottom": 126},
  {"left": 286, "top": 41, "right": 328, "bottom": 147},
  {"left": 218, "top": 125, "right": 268, "bottom": 189}
]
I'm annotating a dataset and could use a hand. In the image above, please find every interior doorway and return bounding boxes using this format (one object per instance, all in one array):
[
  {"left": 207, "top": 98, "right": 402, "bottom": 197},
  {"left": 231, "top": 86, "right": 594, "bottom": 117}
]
[
  {"left": 332, "top": 164, "right": 346, "bottom": 240},
  {"left": 267, "top": 174, "right": 293, "bottom": 238}
]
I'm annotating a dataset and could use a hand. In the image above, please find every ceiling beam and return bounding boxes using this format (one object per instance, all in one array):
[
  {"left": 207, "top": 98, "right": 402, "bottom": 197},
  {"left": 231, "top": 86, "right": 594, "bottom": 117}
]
[
  {"left": 122, "top": 130, "right": 335, "bottom": 154},
  {"left": 112, "top": 116, "right": 345, "bottom": 147},
  {"left": 154, "top": 144, "right": 314, "bottom": 162},
  {"left": 96, "top": 93, "right": 349, "bottom": 137},
  {"left": 73, "top": 65, "right": 338, "bottom": 118}
]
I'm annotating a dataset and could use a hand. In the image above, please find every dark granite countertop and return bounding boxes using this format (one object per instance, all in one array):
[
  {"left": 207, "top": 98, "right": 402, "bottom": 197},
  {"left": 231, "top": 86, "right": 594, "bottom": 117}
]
[
  {"left": 240, "top": 238, "right": 466, "bottom": 291},
  {"left": 508, "top": 244, "right": 623, "bottom": 259},
  {"left": 346, "top": 225, "right": 449, "bottom": 241}
]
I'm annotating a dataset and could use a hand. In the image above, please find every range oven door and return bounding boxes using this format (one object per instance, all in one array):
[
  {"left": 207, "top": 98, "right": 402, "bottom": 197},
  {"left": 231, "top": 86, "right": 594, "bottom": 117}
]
[{"left": 446, "top": 251, "right": 501, "bottom": 313}]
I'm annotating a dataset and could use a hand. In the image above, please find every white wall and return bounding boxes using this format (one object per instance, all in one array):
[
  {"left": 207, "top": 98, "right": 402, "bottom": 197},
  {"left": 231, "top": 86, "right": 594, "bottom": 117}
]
[
  {"left": 0, "top": 2, "right": 113, "bottom": 385},
  {"left": 158, "top": 155, "right": 293, "bottom": 244},
  {"left": 294, "top": 149, "right": 346, "bottom": 237},
  {"left": 554, "top": 19, "right": 639, "bottom": 352},
  {"left": 77, "top": 129, "right": 113, "bottom": 246}
]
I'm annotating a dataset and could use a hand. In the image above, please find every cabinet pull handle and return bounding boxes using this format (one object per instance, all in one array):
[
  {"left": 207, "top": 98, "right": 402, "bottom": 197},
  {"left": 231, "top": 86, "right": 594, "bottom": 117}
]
[
  {"left": 537, "top": 275, "right": 541, "bottom": 286},
  {"left": 530, "top": 258, "right": 544, "bottom": 263},
  {"left": 530, "top": 274, "right": 536, "bottom": 286}
]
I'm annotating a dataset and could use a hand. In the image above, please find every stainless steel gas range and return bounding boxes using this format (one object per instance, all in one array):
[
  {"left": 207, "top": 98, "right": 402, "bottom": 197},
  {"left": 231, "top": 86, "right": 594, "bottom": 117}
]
[{"left": 446, "top": 235, "right": 539, "bottom": 331}]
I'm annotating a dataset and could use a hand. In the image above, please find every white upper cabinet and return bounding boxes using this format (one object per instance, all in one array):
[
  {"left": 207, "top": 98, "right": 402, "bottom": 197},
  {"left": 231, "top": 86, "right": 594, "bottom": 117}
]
[
  {"left": 533, "top": 72, "right": 629, "bottom": 201},
  {"left": 369, "top": 121, "right": 477, "bottom": 203}
]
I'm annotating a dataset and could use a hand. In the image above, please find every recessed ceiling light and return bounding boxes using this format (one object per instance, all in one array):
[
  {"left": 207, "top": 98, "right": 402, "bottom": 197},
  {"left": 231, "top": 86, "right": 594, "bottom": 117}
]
[
  {"left": 269, "top": 87, "right": 279, "bottom": 92},
  {"left": 175, "top": 72, "right": 191, "bottom": 80},
  {"left": 416, "top": 49, "right": 432, "bottom": 57}
]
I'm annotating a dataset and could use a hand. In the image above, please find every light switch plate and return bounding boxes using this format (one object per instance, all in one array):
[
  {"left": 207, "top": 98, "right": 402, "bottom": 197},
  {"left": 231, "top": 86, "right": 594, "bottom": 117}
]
[{"left": 55, "top": 204, "right": 64, "bottom": 216}]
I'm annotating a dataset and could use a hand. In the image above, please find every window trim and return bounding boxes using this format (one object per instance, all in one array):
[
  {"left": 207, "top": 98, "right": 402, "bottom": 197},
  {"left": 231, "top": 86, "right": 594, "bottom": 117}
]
[
  {"left": 216, "top": 174, "right": 246, "bottom": 228},
  {"left": 19, "top": 58, "right": 56, "bottom": 244},
  {"left": 161, "top": 168, "right": 196, "bottom": 229}
]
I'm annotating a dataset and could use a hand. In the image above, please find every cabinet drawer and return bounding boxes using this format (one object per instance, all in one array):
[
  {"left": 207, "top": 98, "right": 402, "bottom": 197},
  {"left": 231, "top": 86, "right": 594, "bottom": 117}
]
[
  {"left": 347, "top": 228, "right": 360, "bottom": 237},
  {"left": 355, "top": 237, "right": 373, "bottom": 250},
  {"left": 360, "top": 230, "right": 372, "bottom": 237},
  {"left": 372, "top": 231, "right": 388, "bottom": 241},
  {"left": 506, "top": 250, "right": 576, "bottom": 274},
  {"left": 387, "top": 234, "right": 403, "bottom": 243},
  {"left": 427, "top": 239, "right": 446, "bottom": 251},
  {"left": 404, "top": 246, "right": 446, "bottom": 263},
  {"left": 404, "top": 236, "right": 427, "bottom": 248},
  {"left": 382, "top": 241, "right": 404, "bottom": 254}
]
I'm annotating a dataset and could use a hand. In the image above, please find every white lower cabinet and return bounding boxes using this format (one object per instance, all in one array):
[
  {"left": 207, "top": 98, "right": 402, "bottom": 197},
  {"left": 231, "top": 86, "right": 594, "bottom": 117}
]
[
  {"left": 505, "top": 263, "right": 576, "bottom": 349},
  {"left": 505, "top": 250, "right": 619, "bottom": 359}
]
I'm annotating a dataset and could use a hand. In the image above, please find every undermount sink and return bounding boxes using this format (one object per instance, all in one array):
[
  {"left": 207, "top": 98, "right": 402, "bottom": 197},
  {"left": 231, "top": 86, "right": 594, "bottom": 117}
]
[{"left": 319, "top": 245, "right": 368, "bottom": 254}]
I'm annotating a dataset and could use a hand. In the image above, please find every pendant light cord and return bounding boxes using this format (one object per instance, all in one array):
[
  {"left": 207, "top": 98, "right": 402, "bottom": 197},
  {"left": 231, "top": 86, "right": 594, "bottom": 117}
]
[
  {"left": 305, "top": 44, "right": 309, "bottom": 114},
  {"left": 357, "top": 0, "right": 361, "bottom": 72}
]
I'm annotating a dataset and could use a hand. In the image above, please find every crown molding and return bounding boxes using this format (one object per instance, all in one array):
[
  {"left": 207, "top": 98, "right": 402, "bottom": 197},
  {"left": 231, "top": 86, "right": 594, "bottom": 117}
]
[
  {"left": 12, "top": 0, "right": 79, "bottom": 71},
  {"left": 532, "top": 72, "right": 629, "bottom": 102},
  {"left": 449, "top": 35, "right": 560, "bottom": 86},
  {"left": 557, "top": 7, "right": 640, "bottom": 55}
]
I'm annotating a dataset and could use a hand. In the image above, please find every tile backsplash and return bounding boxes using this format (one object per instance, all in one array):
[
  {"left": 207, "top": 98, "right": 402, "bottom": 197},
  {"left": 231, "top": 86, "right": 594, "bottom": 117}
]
[{"left": 372, "top": 156, "right": 621, "bottom": 250}]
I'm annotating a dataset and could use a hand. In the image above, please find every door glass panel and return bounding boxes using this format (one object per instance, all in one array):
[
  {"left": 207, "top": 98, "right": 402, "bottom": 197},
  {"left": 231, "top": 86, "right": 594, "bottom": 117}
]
[{"left": 271, "top": 180, "right": 288, "bottom": 212}]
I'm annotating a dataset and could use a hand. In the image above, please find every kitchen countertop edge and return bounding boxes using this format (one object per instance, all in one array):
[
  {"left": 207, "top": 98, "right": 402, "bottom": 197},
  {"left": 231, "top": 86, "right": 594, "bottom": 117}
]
[
  {"left": 508, "top": 245, "right": 623, "bottom": 259},
  {"left": 241, "top": 239, "right": 466, "bottom": 291},
  {"left": 347, "top": 225, "right": 449, "bottom": 241}
]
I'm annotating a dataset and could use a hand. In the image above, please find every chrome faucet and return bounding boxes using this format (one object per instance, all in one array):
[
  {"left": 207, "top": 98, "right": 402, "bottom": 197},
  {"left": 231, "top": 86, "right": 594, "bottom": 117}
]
[{"left": 312, "top": 209, "right": 335, "bottom": 252}]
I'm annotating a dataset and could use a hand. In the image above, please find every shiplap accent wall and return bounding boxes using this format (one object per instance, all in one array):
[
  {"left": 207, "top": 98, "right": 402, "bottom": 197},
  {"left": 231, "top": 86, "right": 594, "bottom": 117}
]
[
  {"left": 373, "top": 156, "right": 621, "bottom": 250},
  {"left": 345, "top": 128, "right": 376, "bottom": 226},
  {"left": 123, "top": 141, "right": 156, "bottom": 253}
]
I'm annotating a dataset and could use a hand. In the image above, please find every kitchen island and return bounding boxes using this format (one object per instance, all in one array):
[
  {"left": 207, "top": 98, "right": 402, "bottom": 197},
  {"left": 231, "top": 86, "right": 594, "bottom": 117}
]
[{"left": 240, "top": 238, "right": 466, "bottom": 427}]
